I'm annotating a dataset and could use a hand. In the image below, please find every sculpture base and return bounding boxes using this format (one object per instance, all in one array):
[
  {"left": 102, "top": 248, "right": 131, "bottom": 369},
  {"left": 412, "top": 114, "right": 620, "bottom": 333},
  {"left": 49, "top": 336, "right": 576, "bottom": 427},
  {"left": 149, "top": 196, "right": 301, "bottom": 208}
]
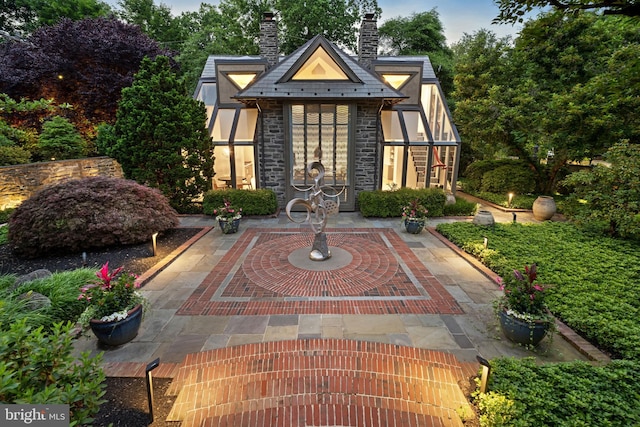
[{"left": 310, "top": 232, "right": 331, "bottom": 261}]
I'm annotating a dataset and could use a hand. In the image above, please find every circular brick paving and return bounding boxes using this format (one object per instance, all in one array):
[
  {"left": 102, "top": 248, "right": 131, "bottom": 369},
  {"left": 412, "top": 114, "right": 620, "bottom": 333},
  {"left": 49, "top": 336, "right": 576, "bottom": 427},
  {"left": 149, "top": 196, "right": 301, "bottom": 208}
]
[{"left": 242, "top": 233, "right": 398, "bottom": 297}]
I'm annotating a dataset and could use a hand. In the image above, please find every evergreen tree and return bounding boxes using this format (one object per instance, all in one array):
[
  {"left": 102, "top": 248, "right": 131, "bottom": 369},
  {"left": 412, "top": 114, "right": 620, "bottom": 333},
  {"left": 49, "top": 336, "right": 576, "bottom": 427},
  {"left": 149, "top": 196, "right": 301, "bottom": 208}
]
[
  {"left": 108, "top": 56, "right": 214, "bottom": 212},
  {"left": 37, "top": 116, "right": 87, "bottom": 160}
]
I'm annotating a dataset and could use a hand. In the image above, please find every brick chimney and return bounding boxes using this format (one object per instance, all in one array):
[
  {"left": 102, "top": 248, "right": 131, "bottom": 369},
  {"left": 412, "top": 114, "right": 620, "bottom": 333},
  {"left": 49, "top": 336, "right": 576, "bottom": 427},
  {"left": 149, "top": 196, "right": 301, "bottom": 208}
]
[
  {"left": 358, "top": 13, "right": 378, "bottom": 70},
  {"left": 260, "top": 12, "right": 279, "bottom": 68}
]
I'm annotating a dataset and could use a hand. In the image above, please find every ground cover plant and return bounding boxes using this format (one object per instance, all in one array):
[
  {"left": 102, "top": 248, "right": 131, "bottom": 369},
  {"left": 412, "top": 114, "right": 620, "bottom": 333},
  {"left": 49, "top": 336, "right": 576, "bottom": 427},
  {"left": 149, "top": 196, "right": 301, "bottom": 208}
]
[
  {"left": 435, "top": 221, "right": 640, "bottom": 360},
  {"left": 475, "top": 358, "right": 640, "bottom": 426}
]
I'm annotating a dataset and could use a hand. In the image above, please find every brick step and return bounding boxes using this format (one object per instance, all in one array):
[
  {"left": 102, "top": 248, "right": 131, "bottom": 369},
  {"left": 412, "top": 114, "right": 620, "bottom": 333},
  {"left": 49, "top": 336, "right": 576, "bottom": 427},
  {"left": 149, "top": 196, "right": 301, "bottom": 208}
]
[
  {"left": 197, "top": 404, "right": 449, "bottom": 427},
  {"left": 165, "top": 339, "right": 477, "bottom": 427}
]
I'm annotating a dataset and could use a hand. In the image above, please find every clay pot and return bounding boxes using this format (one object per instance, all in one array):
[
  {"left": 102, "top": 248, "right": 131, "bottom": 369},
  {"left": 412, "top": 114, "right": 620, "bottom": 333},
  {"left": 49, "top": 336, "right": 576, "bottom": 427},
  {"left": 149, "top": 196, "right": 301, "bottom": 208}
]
[
  {"left": 532, "top": 196, "right": 556, "bottom": 221},
  {"left": 473, "top": 210, "right": 495, "bottom": 227}
]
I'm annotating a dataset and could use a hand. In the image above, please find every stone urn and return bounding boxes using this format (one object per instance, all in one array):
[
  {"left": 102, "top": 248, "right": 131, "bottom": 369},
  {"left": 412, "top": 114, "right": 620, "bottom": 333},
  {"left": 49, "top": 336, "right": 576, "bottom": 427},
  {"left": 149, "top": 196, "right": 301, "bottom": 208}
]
[
  {"left": 532, "top": 196, "right": 556, "bottom": 221},
  {"left": 90, "top": 304, "right": 143, "bottom": 346},
  {"left": 472, "top": 210, "right": 495, "bottom": 227}
]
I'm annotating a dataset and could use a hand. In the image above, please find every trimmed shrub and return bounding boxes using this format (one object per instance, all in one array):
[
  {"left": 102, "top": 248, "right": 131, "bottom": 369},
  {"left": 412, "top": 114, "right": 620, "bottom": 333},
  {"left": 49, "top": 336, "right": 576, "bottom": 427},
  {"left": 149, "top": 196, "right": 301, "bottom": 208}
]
[
  {"left": 464, "top": 159, "right": 532, "bottom": 193},
  {"left": 0, "top": 319, "right": 106, "bottom": 425},
  {"left": 481, "top": 164, "right": 536, "bottom": 194},
  {"left": 8, "top": 176, "right": 178, "bottom": 258},
  {"left": 0, "top": 145, "right": 31, "bottom": 165},
  {"left": 443, "top": 197, "right": 477, "bottom": 216},
  {"left": 358, "top": 188, "right": 446, "bottom": 218},
  {"left": 203, "top": 189, "right": 278, "bottom": 216}
]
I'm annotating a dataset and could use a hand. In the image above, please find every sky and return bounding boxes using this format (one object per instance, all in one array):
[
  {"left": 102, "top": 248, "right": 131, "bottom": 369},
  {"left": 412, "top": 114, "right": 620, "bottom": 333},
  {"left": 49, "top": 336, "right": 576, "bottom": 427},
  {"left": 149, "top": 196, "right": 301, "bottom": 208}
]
[{"left": 103, "top": 0, "right": 530, "bottom": 45}]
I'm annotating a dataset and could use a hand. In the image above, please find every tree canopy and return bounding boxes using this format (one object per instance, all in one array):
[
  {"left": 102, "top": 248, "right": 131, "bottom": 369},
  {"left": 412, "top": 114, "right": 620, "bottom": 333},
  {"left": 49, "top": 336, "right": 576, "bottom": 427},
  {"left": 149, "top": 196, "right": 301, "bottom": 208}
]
[
  {"left": 0, "top": 16, "right": 170, "bottom": 134},
  {"left": 378, "top": 9, "right": 453, "bottom": 95},
  {"left": 494, "top": 0, "right": 640, "bottom": 24},
  {"left": 0, "top": 0, "right": 111, "bottom": 34},
  {"left": 452, "top": 11, "right": 640, "bottom": 193}
]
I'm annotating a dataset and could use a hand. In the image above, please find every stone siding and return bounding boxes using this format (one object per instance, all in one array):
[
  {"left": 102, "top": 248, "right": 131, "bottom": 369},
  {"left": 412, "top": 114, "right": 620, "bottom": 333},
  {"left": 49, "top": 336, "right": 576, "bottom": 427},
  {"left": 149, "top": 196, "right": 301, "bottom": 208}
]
[
  {"left": 0, "top": 157, "right": 123, "bottom": 209},
  {"left": 257, "top": 101, "right": 287, "bottom": 207},
  {"left": 354, "top": 102, "right": 380, "bottom": 206}
]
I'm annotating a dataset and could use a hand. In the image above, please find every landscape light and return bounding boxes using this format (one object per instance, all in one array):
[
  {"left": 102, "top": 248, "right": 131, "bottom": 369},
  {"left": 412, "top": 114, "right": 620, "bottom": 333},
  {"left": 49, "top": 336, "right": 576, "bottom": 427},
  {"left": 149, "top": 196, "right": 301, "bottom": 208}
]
[
  {"left": 152, "top": 232, "right": 158, "bottom": 256},
  {"left": 476, "top": 355, "right": 492, "bottom": 393},
  {"left": 508, "top": 193, "right": 514, "bottom": 208},
  {"left": 146, "top": 358, "right": 160, "bottom": 423}
]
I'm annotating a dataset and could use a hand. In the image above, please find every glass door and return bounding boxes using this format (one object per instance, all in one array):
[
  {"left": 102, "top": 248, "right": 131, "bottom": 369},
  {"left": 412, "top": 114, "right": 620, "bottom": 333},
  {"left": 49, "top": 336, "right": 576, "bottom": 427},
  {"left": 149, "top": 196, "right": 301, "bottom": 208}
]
[{"left": 288, "top": 104, "right": 354, "bottom": 210}]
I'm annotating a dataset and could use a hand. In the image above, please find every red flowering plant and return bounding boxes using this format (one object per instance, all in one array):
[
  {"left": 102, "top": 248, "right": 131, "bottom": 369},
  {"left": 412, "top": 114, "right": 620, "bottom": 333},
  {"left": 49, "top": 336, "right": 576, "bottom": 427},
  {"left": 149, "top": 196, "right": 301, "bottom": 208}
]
[
  {"left": 78, "top": 262, "right": 146, "bottom": 327},
  {"left": 495, "top": 263, "right": 553, "bottom": 322},
  {"left": 401, "top": 198, "right": 429, "bottom": 223},
  {"left": 213, "top": 198, "right": 242, "bottom": 221}
]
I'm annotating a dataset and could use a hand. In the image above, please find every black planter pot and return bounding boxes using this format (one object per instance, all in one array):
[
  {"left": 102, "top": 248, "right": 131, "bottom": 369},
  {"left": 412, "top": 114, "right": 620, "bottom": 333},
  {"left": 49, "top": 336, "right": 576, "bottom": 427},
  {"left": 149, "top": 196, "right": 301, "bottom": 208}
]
[
  {"left": 89, "top": 304, "right": 143, "bottom": 346},
  {"left": 218, "top": 218, "right": 240, "bottom": 234},
  {"left": 404, "top": 219, "right": 425, "bottom": 234},
  {"left": 498, "top": 309, "right": 550, "bottom": 346}
]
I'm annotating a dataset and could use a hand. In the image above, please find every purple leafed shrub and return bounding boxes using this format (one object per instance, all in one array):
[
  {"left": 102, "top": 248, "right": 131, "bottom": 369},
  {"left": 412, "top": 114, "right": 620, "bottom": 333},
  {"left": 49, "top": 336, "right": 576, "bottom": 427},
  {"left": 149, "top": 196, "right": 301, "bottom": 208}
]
[{"left": 8, "top": 176, "right": 179, "bottom": 258}]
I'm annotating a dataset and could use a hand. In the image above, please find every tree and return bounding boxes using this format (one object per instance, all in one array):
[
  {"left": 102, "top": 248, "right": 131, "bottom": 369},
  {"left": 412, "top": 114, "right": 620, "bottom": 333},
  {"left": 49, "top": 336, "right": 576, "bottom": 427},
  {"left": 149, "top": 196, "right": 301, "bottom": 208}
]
[
  {"left": 451, "top": 11, "right": 640, "bottom": 193},
  {"left": 0, "top": 17, "right": 170, "bottom": 141},
  {"left": 0, "top": 0, "right": 111, "bottom": 34},
  {"left": 116, "top": 0, "right": 187, "bottom": 48},
  {"left": 563, "top": 141, "right": 640, "bottom": 239},
  {"left": 494, "top": 0, "right": 640, "bottom": 24},
  {"left": 108, "top": 56, "right": 214, "bottom": 212},
  {"left": 378, "top": 9, "right": 453, "bottom": 95},
  {"left": 37, "top": 116, "right": 87, "bottom": 160}
]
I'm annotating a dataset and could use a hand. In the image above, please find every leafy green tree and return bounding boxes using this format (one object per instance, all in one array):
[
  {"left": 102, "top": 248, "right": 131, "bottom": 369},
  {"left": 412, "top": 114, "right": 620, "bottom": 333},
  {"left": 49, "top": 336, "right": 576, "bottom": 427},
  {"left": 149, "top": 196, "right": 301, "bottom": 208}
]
[
  {"left": 563, "top": 141, "right": 640, "bottom": 239},
  {"left": 378, "top": 10, "right": 453, "bottom": 95},
  {"left": 37, "top": 116, "right": 87, "bottom": 160},
  {"left": 494, "top": 0, "right": 640, "bottom": 24},
  {"left": 0, "top": 0, "right": 111, "bottom": 34},
  {"left": 116, "top": 0, "right": 187, "bottom": 48},
  {"left": 273, "top": 0, "right": 380, "bottom": 54},
  {"left": 176, "top": 1, "right": 265, "bottom": 93},
  {"left": 109, "top": 56, "right": 214, "bottom": 212},
  {"left": 452, "top": 11, "right": 640, "bottom": 193}
]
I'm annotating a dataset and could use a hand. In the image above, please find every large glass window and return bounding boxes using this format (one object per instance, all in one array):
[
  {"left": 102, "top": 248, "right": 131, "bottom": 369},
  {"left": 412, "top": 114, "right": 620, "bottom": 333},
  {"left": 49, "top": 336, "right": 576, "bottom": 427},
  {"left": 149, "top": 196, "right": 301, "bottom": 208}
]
[{"left": 210, "top": 107, "right": 258, "bottom": 189}]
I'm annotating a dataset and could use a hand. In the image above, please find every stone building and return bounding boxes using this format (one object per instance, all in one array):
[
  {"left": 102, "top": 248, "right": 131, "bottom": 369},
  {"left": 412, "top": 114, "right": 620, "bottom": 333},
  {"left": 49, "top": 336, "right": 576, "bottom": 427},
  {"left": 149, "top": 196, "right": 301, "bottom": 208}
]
[{"left": 193, "top": 12, "right": 461, "bottom": 210}]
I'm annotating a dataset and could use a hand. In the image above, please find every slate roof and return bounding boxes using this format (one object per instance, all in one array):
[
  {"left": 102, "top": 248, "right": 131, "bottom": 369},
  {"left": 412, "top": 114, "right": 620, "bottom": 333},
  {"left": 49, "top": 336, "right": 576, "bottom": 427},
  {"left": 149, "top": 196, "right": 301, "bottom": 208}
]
[
  {"left": 199, "top": 56, "right": 263, "bottom": 80},
  {"left": 374, "top": 56, "right": 438, "bottom": 81},
  {"left": 235, "top": 35, "right": 407, "bottom": 102}
]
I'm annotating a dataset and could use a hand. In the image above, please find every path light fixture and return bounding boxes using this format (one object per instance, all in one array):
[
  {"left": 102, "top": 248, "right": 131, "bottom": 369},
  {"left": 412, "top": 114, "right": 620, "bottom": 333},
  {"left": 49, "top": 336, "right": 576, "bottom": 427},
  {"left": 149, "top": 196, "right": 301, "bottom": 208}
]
[
  {"left": 483, "top": 237, "right": 488, "bottom": 249},
  {"left": 146, "top": 358, "right": 160, "bottom": 423},
  {"left": 508, "top": 193, "right": 514, "bottom": 208},
  {"left": 476, "top": 355, "right": 492, "bottom": 393},
  {"left": 152, "top": 232, "right": 159, "bottom": 256},
  {"left": 512, "top": 212, "right": 517, "bottom": 223}
]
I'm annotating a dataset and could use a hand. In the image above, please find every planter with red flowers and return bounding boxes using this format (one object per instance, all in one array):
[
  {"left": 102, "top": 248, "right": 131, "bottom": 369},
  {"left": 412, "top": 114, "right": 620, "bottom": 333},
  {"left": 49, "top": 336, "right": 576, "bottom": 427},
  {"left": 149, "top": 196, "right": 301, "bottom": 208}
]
[
  {"left": 494, "top": 263, "right": 554, "bottom": 347},
  {"left": 78, "top": 262, "right": 147, "bottom": 346}
]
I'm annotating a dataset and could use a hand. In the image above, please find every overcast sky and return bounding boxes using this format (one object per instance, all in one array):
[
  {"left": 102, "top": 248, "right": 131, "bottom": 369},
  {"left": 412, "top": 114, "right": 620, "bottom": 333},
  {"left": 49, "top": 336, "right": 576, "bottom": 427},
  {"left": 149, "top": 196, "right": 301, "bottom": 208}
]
[{"left": 103, "top": 0, "right": 530, "bottom": 45}]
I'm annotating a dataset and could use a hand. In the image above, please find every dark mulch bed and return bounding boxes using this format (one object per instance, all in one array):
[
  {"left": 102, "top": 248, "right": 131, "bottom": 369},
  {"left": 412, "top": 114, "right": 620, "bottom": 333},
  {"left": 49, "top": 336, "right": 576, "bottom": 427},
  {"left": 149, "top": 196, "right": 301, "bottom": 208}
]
[
  {"left": 94, "top": 377, "right": 179, "bottom": 427},
  {"left": 0, "top": 227, "right": 203, "bottom": 426},
  {"left": 0, "top": 227, "right": 202, "bottom": 277}
]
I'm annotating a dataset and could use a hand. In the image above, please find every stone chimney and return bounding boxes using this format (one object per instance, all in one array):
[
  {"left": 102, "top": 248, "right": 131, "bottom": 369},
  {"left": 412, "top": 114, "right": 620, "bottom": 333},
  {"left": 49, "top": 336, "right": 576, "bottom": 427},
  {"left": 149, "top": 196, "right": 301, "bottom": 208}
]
[
  {"left": 358, "top": 13, "right": 378, "bottom": 70},
  {"left": 260, "top": 12, "right": 279, "bottom": 68}
]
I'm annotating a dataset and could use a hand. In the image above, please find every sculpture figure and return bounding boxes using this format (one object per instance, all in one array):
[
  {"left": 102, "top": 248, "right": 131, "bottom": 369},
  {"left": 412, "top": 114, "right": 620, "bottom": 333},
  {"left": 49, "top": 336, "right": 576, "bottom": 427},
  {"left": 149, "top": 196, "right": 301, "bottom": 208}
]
[{"left": 285, "top": 161, "right": 341, "bottom": 261}]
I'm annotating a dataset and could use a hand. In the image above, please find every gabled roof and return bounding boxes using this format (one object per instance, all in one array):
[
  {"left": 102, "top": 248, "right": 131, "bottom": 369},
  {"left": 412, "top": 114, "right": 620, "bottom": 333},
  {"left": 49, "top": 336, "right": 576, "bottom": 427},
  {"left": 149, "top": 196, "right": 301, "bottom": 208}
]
[{"left": 235, "top": 35, "right": 406, "bottom": 102}]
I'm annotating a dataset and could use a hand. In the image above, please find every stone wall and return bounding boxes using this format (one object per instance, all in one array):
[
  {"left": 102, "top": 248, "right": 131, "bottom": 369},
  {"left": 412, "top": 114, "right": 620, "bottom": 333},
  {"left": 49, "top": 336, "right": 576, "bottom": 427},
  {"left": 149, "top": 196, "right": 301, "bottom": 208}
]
[{"left": 0, "top": 157, "right": 123, "bottom": 209}]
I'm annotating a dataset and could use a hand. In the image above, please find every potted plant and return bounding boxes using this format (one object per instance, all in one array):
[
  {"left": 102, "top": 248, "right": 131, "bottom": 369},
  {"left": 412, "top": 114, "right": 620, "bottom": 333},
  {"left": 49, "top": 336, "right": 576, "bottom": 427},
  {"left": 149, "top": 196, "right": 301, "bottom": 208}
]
[
  {"left": 494, "top": 263, "right": 554, "bottom": 346},
  {"left": 214, "top": 198, "right": 243, "bottom": 234},
  {"left": 401, "top": 198, "right": 428, "bottom": 234},
  {"left": 78, "top": 262, "right": 147, "bottom": 346}
]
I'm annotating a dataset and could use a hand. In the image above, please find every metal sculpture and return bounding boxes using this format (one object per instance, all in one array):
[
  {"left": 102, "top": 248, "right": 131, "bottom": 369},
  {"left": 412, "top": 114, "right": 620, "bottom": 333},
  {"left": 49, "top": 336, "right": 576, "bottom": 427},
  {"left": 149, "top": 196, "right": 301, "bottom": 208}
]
[{"left": 285, "top": 161, "right": 341, "bottom": 261}]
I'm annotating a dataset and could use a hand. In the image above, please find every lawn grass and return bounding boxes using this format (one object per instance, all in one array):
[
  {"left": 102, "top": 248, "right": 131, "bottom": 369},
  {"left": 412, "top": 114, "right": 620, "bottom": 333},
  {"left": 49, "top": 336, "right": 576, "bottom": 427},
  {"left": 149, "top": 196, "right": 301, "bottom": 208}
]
[{"left": 436, "top": 221, "right": 640, "bottom": 360}]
